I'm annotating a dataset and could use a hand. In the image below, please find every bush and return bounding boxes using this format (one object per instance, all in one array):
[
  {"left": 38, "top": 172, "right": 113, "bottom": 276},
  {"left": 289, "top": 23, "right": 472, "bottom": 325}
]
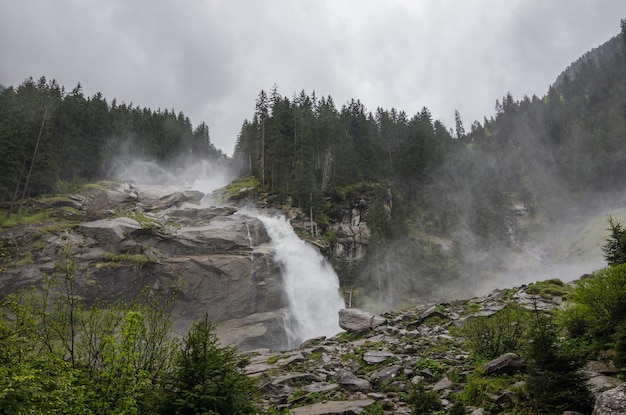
[
  {"left": 409, "top": 384, "right": 443, "bottom": 415},
  {"left": 158, "top": 313, "right": 258, "bottom": 414},
  {"left": 572, "top": 264, "right": 626, "bottom": 340},
  {"left": 462, "top": 304, "right": 529, "bottom": 359},
  {"left": 524, "top": 310, "right": 594, "bottom": 414}
]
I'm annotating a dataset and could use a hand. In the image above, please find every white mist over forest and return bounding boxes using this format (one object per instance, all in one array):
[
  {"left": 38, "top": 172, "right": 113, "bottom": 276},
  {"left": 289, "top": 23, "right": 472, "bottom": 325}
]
[{"left": 110, "top": 156, "right": 233, "bottom": 197}]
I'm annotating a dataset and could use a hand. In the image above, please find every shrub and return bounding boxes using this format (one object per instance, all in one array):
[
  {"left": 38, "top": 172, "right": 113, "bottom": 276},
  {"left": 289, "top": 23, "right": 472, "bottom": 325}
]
[
  {"left": 158, "top": 313, "right": 258, "bottom": 414},
  {"left": 462, "top": 304, "right": 529, "bottom": 359},
  {"left": 572, "top": 264, "right": 626, "bottom": 340},
  {"left": 409, "top": 384, "right": 443, "bottom": 415},
  {"left": 524, "top": 310, "right": 594, "bottom": 414}
]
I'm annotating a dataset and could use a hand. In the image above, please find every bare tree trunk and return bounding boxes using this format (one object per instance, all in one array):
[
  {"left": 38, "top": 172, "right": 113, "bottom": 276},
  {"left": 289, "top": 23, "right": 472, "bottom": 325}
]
[{"left": 7, "top": 106, "right": 48, "bottom": 218}]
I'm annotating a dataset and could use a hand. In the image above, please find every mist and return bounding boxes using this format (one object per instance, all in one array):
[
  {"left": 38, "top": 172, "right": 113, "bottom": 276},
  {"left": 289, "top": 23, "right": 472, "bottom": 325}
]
[{"left": 108, "top": 144, "right": 234, "bottom": 198}]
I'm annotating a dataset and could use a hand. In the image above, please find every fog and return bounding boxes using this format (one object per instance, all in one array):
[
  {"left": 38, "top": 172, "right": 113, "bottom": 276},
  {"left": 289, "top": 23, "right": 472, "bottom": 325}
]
[{"left": 109, "top": 153, "right": 233, "bottom": 198}]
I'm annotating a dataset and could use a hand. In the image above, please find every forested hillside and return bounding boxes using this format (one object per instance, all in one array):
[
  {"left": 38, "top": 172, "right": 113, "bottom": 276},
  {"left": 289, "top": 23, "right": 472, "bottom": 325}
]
[
  {"left": 233, "top": 22, "right": 626, "bottom": 307},
  {"left": 0, "top": 77, "right": 223, "bottom": 211}
]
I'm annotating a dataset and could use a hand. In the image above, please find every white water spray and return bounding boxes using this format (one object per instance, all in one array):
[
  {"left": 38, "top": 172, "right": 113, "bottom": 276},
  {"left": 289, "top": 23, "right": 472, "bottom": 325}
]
[{"left": 254, "top": 213, "right": 345, "bottom": 347}]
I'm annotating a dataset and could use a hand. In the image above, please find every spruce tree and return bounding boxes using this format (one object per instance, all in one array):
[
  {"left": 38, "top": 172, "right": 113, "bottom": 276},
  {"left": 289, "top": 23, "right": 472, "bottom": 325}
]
[{"left": 524, "top": 309, "right": 594, "bottom": 414}]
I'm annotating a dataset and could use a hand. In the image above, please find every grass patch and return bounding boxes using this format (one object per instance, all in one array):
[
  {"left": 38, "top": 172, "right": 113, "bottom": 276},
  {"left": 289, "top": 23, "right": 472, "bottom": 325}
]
[
  {"left": 526, "top": 278, "right": 572, "bottom": 300},
  {"left": 213, "top": 176, "right": 260, "bottom": 203},
  {"left": 0, "top": 209, "right": 49, "bottom": 228},
  {"left": 95, "top": 252, "right": 152, "bottom": 269}
]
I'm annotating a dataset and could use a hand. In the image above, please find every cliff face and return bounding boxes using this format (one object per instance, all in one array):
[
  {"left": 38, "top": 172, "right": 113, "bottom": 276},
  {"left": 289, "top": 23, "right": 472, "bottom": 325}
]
[{"left": 0, "top": 183, "right": 289, "bottom": 350}]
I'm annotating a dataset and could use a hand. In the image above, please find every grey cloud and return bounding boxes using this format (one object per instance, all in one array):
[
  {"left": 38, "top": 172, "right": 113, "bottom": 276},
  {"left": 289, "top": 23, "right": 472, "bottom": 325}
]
[{"left": 1, "top": 0, "right": 624, "bottom": 155}]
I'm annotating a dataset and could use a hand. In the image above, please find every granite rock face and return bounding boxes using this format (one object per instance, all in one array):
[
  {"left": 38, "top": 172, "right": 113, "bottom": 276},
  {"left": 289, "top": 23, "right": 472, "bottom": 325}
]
[{"left": 0, "top": 183, "right": 286, "bottom": 350}]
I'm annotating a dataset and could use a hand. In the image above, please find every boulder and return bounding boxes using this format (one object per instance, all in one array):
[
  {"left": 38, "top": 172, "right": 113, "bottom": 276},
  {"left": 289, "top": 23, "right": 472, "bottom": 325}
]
[
  {"left": 338, "top": 308, "right": 386, "bottom": 333},
  {"left": 481, "top": 353, "right": 525, "bottom": 375},
  {"left": 593, "top": 383, "right": 626, "bottom": 415},
  {"left": 370, "top": 365, "right": 403, "bottom": 383},
  {"left": 335, "top": 368, "right": 372, "bottom": 391},
  {"left": 80, "top": 217, "right": 142, "bottom": 243},
  {"left": 214, "top": 310, "right": 289, "bottom": 351},
  {"left": 86, "top": 183, "right": 138, "bottom": 217},
  {"left": 363, "top": 350, "right": 395, "bottom": 364}
]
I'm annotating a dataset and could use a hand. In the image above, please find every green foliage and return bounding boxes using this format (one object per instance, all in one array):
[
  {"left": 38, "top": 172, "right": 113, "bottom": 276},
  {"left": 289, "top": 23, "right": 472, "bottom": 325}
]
[
  {"left": 459, "top": 373, "right": 490, "bottom": 406},
  {"left": 613, "top": 320, "right": 626, "bottom": 378},
  {"left": 572, "top": 264, "right": 626, "bottom": 340},
  {"left": 409, "top": 383, "right": 443, "bottom": 415},
  {"left": 362, "top": 402, "right": 385, "bottom": 415},
  {"left": 448, "top": 400, "right": 466, "bottom": 415},
  {"left": 159, "top": 313, "right": 258, "bottom": 414},
  {"left": 462, "top": 304, "right": 529, "bottom": 359},
  {"left": 524, "top": 310, "right": 594, "bottom": 415},
  {"left": 603, "top": 216, "right": 626, "bottom": 266},
  {"left": 525, "top": 278, "right": 572, "bottom": 300},
  {"left": 0, "top": 247, "right": 258, "bottom": 414}
]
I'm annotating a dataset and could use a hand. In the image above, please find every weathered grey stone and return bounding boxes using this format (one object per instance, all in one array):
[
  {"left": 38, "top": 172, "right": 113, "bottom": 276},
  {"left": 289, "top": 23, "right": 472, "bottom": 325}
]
[
  {"left": 593, "top": 383, "right": 626, "bottom": 415},
  {"left": 335, "top": 368, "right": 372, "bottom": 391},
  {"left": 288, "top": 399, "right": 375, "bottom": 415},
  {"left": 363, "top": 350, "right": 395, "bottom": 364},
  {"left": 338, "top": 308, "right": 387, "bottom": 333},
  {"left": 481, "top": 353, "right": 525, "bottom": 375},
  {"left": 588, "top": 374, "right": 623, "bottom": 396},
  {"left": 432, "top": 376, "right": 453, "bottom": 392},
  {"left": 370, "top": 365, "right": 403, "bottom": 383},
  {"left": 80, "top": 217, "right": 142, "bottom": 242},
  {"left": 133, "top": 184, "right": 204, "bottom": 209},
  {"left": 215, "top": 310, "right": 288, "bottom": 351}
]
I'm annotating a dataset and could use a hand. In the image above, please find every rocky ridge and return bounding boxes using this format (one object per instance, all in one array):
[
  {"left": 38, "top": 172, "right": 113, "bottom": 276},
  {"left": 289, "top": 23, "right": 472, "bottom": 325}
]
[{"left": 244, "top": 283, "right": 624, "bottom": 414}]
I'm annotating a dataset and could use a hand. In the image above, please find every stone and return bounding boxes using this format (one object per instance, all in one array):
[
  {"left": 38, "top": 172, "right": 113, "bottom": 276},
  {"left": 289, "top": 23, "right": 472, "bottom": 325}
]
[
  {"left": 363, "top": 350, "right": 395, "bottom": 364},
  {"left": 588, "top": 374, "right": 623, "bottom": 397},
  {"left": 432, "top": 376, "right": 453, "bottom": 392},
  {"left": 481, "top": 353, "right": 525, "bottom": 375},
  {"left": 593, "top": 382, "right": 626, "bottom": 415},
  {"left": 80, "top": 217, "right": 142, "bottom": 242},
  {"left": 338, "top": 308, "right": 387, "bottom": 333},
  {"left": 370, "top": 365, "right": 403, "bottom": 383},
  {"left": 335, "top": 368, "right": 372, "bottom": 392},
  {"left": 288, "top": 399, "right": 375, "bottom": 415}
]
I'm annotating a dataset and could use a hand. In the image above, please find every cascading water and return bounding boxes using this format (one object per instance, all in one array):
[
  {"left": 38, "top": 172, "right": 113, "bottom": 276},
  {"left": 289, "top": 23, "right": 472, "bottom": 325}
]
[{"left": 253, "top": 213, "right": 346, "bottom": 348}]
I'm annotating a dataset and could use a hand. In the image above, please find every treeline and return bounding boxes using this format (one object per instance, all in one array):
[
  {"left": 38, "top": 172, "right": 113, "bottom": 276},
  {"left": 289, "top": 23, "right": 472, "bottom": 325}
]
[
  {"left": 233, "top": 23, "right": 626, "bottom": 305},
  {"left": 0, "top": 76, "right": 223, "bottom": 207},
  {"left": 233, "top": 88, "right": 457, "bottom": 212}
]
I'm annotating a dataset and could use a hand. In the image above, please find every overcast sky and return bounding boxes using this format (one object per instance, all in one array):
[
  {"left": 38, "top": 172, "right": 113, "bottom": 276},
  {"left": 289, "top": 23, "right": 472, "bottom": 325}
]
[{"left": 1, "top": 1, "right": 624, "bottom": 155}]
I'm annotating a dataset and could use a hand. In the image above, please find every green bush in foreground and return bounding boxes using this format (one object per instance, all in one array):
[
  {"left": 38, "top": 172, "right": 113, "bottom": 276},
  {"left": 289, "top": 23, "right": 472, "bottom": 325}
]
[
  {"left": 0, "top": 248, "right": 259, "bottom": 414},
  {"left": 462, "top": 304, "right": 529, "bottom": 359},
  {"left": 573, "top": 263, "right": 626, "bottom": 341}
]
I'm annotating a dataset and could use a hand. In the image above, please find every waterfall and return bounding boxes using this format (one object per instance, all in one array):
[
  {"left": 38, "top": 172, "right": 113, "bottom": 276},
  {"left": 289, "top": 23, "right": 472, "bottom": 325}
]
[{"left": 254, "top": 213, "right": 345, "bottom": 347}]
